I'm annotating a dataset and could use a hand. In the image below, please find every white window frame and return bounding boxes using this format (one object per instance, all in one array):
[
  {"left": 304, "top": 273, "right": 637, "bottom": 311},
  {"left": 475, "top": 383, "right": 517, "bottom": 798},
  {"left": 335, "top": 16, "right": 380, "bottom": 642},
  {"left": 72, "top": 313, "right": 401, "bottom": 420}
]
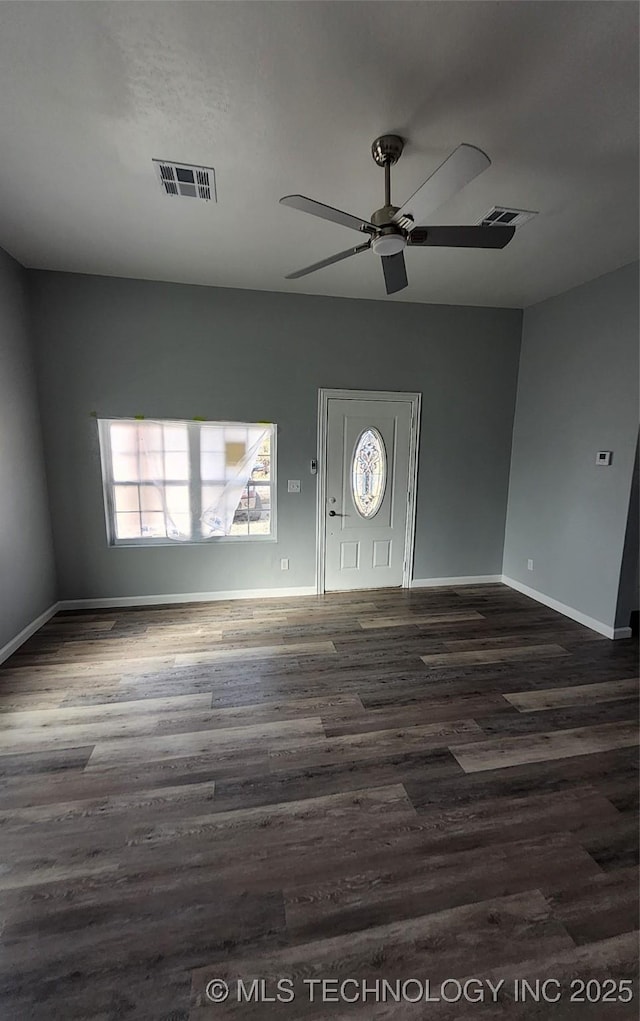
[{"left": 97, "top": 418, "right": 277, "bottom": 547}]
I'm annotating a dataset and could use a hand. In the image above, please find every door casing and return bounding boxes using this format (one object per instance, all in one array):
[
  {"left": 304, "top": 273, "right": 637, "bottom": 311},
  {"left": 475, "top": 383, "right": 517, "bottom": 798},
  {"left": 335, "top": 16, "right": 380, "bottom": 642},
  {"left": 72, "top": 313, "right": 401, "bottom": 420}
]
[{"left": 316, "top": 388, "right": 422, "bottom": 594}]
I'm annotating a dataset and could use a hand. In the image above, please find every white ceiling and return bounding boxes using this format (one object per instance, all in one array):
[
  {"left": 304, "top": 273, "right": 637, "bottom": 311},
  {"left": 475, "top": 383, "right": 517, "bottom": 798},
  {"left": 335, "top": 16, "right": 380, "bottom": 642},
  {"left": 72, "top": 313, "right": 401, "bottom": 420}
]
[{"left": 0, "top": 1, "right": 637, "bottom": 308}]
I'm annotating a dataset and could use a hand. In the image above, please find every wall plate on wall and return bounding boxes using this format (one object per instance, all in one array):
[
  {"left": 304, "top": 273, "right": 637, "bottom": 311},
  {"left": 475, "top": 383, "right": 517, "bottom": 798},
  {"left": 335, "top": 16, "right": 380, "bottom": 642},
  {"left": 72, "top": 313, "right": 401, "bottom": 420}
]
[{"left": 596, "top": 451, "right": 613, "bottom": 465}]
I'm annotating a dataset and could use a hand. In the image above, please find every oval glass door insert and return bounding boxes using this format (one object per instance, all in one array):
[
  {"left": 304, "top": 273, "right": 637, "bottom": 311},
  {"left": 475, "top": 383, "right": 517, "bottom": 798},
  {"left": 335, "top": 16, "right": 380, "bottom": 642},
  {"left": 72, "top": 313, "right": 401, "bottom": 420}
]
[{"left": 351, "top": 428, "right": 386, "bottom": 518}]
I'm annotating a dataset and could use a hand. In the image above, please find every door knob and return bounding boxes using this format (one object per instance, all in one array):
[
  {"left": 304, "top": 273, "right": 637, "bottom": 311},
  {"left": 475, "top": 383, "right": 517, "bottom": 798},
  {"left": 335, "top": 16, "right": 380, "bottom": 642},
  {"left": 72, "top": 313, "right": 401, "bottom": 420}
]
[{"left": 328, "top": 510, "right": 346, "bottom": 517}]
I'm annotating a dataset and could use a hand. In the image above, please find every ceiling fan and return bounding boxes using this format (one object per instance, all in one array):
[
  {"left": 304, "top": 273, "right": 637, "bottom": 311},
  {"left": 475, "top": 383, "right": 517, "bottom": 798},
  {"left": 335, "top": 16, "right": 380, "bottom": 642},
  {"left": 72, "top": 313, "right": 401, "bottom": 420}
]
[{"left": 280, "top": 135, "right": 515, "bottom": 295}]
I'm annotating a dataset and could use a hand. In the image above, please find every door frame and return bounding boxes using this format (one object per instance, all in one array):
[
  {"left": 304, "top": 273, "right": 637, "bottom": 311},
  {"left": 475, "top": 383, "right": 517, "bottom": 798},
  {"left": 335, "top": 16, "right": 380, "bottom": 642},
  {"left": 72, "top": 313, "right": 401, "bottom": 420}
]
[{"left": 316, "top": 388, "right": 422, "bottom": 595}]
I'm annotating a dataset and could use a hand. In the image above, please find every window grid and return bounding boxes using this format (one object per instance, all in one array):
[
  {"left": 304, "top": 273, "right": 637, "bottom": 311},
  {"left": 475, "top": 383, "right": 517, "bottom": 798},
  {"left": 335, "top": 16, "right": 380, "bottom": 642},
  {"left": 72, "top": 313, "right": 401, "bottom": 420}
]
[{"left": 98, "top": 419, "right": 276, "bottom": 546}]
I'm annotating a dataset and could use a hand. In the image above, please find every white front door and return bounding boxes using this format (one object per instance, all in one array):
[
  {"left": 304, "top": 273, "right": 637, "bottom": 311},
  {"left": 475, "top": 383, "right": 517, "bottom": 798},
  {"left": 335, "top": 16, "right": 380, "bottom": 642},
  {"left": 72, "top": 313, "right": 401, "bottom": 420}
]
[{"left": 323, "top": 395, "right": 417, "bottom": 591}]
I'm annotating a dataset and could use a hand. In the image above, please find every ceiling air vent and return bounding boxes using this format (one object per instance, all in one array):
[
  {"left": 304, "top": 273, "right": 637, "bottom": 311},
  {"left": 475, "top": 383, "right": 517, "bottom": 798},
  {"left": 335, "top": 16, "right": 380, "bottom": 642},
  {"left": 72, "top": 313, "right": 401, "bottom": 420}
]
[
  {"left": 478, "top": 206, "right": 537, "bottom": 228},
  {"left": 152, "top": 160, "right": 217, "bottom": 202}
]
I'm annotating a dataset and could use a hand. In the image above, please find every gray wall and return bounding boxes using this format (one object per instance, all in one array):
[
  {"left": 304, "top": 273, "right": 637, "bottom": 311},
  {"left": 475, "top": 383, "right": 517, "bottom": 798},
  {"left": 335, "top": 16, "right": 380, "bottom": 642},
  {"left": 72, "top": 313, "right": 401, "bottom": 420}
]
[
  {"left": 28, "top": 271, "right": 522, "bottom": 600},
  {"left": 503, "top": 262, "right": 639, "bottom": 630},
  {"left": 0, "top": 249, "right": 57, "bottom": 648},
  {"left": 615, "top": 436, "right": 639, "bottom": 629}
]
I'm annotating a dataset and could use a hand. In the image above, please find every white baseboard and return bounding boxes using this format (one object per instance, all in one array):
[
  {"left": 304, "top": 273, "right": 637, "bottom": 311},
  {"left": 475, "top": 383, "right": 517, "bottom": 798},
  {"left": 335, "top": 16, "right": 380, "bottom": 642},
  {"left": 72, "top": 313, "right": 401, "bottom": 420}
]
[
  {"left": 501, "top": 575, "right": 628, "bottom": 640},
  {"left": 58, "top": 585, "right": 318, "bottom": 611},
  {"left": 411, "top": 575, "right": 502, "bottom": 588},
  {"left": 0, "top": 602, "right": 61, "bottom": 665},
  {"left": 613, "top": 626, "right": 633, "bottom": 640},
  {"left": 1, "top": 582, "right": 630, "bottom": 659}
]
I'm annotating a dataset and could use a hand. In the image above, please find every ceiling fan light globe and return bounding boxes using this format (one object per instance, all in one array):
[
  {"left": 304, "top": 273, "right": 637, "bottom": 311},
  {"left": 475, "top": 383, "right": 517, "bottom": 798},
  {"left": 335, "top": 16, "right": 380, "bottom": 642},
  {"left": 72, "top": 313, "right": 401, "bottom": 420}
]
[{"left": 372, "top": 234, "right": 406, "bottom": 257}]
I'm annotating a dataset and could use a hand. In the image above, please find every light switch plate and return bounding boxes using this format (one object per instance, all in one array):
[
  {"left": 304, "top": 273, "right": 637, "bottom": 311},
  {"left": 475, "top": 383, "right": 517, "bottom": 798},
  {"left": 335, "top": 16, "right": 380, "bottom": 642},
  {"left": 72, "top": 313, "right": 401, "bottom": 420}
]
[{"left": 287, "top": 480, "right": 301, "bottom": 493}]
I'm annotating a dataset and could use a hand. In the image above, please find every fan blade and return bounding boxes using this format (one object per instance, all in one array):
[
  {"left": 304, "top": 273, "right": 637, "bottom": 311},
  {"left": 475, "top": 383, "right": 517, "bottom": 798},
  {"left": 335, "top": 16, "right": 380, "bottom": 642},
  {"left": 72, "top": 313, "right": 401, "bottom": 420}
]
[
  {"left": 407, "top": 225, "right": 515, "bottom": 249},
  {"left": 285, "top": 242, "right": 371, "bottom": 280},
  {"left": 280, "top": 195, "right": 375, "bottom": 234},
  {"left": 393, "top": 144, "right": 491, "bottom": 230},
  {"left": 381, "top": 252, "right": 408, "bottom": 295}
]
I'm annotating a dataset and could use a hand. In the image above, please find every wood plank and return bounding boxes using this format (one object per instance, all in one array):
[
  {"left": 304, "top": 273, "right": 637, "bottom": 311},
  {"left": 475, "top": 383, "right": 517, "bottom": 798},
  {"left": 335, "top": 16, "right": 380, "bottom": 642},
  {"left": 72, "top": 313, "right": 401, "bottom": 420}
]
[
  {"left": 284, "top": 831, "right": 600, "bottom": 940},
  {"left": 443, "top": 631, "right": 608, "bottom": 651},
  {"left": 358, "top": 611, "right": 484, "bottom": 629},
  {"left": 268, "top": 719, "right": 483, "bottom": 771},
  {"left": 0, "top": 692, "right": 213, "bottom": 730},
  {"left": 307, "top": 932, "right": 639, "bottom": 1021},
  {"left": 0, "top": 745, "right": 94, "bottom": 777},
  {"left": 406, "top": 746, "right": 639, "bottom": 812},
  {"left": 505, "top": 677, "right": 639, "bottom": 711},
  {"left": 545, "top": 866, "right": 639, "bottom": 945},
  {"left": 0, "top": 691, "right": 70, "bottom": 713},
  {"left": 421, "top": 643, "right": 570, "bottom": 666},
  {"left": 579, "top": 813, "right": 640, "bottom": 871},
  {"left": 0, "top": 779, "right": 216, "bottom": 830},
  {"left": 0, "top": 696, "right": 366, "bottom": 753},
  {"left": 175, "top": 640, "right": 337, "bottom": 665},
  {"left": 0, "top": 748, "right": 269, "bottom": 809},
  {"left": 190, "top": 890, "right": 575, "bottom": 1019},
  {"left": 451, "top": 721, "right": 639, "bottom": 773},
  {"left": 323, "top": 693, "right": 514, "bottom": 737},
  {"left": 475, "top": 697, "right": 638, "bottom": 737},
  {"left": 213, "top": 747, "right": 463, "bottom": 815},
  {"left": 86, "top": 716, "right": 326, "bottom": 768}
]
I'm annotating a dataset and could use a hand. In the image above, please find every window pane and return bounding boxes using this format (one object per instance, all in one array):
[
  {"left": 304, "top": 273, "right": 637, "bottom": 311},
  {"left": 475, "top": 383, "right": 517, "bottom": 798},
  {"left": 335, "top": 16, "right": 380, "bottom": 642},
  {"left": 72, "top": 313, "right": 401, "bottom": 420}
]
[
  {"left": 141, "top": 424, "right": 163, "bottom": 452},
  {"left": 166, "top": 485, "right": 190, "bottom": 516},
  {"left": 352, "top": 428, "right": 386, "bottom": 518},
  {"left": 112, "top": 453, "right": 139, "bottom": 482},
  {"left": 224, "top": 426, "right": 249, "bottom": 445},
  {"left": 249, "top": 510, "right": 270, "bottom": 535},
  {"left": 170, "top": 513, "right": 191, "bottom": 538},
  {"left": 139, "top": 485, "right": 163, "bottom": 512},
  {"left": 110, "top": 423, "right": 137, "bottom": 453},
  {"left": 251, "top": 437, "right": 271, "bottom": 480},
  {"left": 252, "top": 483, "right": 270, "bottom": 513},
  {"left": 114, "top": 486, "right": 139, "bottom": 513},
  {"left": 248, "top": 483, "right": 270, "bottom": 535},
  {"left": 164, "top": 451, "right": 189, "bottom": 480},
  {"left": 201, "top": 483, "right": 223, "bottom": 508},
  {"left": 163, "top": 425, "right": 188, "bottom": 451},
  {"left": 201, "top": 426, "right": 224, "bottom": 452},
  {"left": 116, "top": 512, "right": 141, "bottom": 539},
  {"left": 252, "top": 455, "right": 270, "bottom": 481},
  {"left": 225, "top": 439, "right": 247, "bottom": 473},
  {"left": 201, "top": 451, "right": 224, "bottom": 481},
  {"left": 141, "top": 511, "right": 166, "bottom": 538}
]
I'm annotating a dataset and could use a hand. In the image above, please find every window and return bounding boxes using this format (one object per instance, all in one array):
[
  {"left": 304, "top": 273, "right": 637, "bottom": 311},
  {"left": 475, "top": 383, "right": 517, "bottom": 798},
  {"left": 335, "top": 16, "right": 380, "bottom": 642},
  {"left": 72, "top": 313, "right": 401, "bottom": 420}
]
[
  {"left": 351, "top": 427, "right": 386, "bottom": 518},
  {"left": 98, "top": 418, "right": 276, "bottom": 544}
]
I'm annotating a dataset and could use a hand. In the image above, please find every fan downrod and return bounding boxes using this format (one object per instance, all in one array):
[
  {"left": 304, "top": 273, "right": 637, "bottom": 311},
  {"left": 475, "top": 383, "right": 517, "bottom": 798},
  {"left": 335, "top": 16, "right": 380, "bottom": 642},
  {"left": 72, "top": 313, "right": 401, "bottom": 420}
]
[{"left": 371, "top": 135, "right": 404, "bottom": 214}]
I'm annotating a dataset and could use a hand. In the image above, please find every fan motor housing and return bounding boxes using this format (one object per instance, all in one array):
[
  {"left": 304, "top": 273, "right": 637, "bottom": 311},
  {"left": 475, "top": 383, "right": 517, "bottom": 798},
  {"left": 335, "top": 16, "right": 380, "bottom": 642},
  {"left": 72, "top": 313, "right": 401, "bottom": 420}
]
[{"left": 371, "top": 205, "right": 400, "bottom": 227}]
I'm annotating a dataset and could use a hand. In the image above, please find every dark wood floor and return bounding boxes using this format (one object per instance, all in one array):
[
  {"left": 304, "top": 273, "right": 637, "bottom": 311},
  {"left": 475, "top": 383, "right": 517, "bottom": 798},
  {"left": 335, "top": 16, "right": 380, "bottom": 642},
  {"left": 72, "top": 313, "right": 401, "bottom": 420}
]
[{"left": 0, "top": 584, "right": 638, "bottom": 1020}]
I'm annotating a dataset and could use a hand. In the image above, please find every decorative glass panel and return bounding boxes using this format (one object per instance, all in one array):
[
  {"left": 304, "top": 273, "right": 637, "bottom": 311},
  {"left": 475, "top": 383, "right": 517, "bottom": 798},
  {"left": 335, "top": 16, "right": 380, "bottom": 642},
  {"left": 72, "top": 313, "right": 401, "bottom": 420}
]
[{"left": 351, "top": 428, "right": 386, "bottom": 518}]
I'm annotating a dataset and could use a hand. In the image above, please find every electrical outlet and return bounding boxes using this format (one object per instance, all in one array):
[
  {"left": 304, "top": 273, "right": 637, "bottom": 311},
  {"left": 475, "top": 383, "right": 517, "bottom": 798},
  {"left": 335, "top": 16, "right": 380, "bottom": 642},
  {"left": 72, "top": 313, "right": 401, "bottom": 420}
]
[
  {"left": 280, "top": 558, "right": 289, "bottom": 571},
  {"left": 527, "top": 559, "right": 534, "bottom": 571}
]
